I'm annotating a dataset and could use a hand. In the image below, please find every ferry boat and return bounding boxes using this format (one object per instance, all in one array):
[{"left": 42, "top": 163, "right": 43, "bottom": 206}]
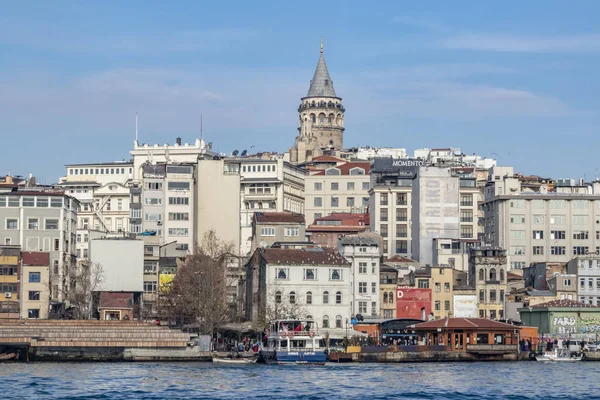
[{"left": 257, "top": 319, "right": 327, "bottom": 365}]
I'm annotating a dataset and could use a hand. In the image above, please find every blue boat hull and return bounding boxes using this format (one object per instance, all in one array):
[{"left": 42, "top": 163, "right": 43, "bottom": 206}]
[{"left": 258, "top": 350, "right": 327, "bottom": 365}]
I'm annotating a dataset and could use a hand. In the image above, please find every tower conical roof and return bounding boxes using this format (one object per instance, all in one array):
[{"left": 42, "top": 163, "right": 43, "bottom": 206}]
[{"left": 306, "top": 52, "right": 337, "bottom": 98}]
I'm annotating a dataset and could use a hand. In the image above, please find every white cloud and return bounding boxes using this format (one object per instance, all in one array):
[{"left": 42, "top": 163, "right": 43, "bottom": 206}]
[{"left": 439, "top": 33, "right": 600, "bottom": 53}]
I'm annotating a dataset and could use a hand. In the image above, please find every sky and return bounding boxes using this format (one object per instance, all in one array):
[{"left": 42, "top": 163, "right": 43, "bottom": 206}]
[{"left": 1, "top": 1, "right": 600, "bottom": 183}]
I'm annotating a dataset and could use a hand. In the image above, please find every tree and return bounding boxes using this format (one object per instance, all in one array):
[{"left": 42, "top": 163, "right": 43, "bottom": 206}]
[
  {"left": 253, "top": 281, "right": 308, "bottom": 331},
  {"left": 68, "top": 261, "right": 104, "bottom": 320},
  {"left": 161, "top": 230, "right": 235, "bottom": 335}
]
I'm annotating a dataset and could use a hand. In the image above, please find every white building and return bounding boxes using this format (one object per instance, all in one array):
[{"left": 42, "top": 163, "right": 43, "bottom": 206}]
[
  {"left": 343, "top": 147, "right": 408, "bottom": 161},
  {"left": 339, "top": 235, "right": 380, "bottom": 318},
  {"left": 89, "top": 238, "right": 144, "bottom": 292},
  {"left": 413, "top": 147, "right": 496, "bottom": 170},
  {"left": 483, "top": 166, "right": 600, "bottom": 269},
  {"left": 568, "top": 255, "right": 600, "bottom": 305},
  {"left": 245, "top": 247, "right": 352, "bottom": 338}
]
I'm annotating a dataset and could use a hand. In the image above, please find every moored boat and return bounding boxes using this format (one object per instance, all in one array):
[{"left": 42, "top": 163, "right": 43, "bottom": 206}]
[
  {"left": 212, "top": 355, "right": 257, "bottom": 364},
  {"left": 257, "top": 319, "right": 327, "bottom": 365},
  {"left": 0, "top": 352, "right": 18, "bottom": 361},
  {"left": 534, "top": 348, "right": 584, "bottom": 362}
]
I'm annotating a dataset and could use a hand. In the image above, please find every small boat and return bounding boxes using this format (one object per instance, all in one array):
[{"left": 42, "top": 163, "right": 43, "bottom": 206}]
[
  {"left": 257, "top": 319, "right": 327, "bottom": 365},
  {"left": 212, "top": 355, "right": 256, "bottom": 364},
  {"left": 0, "top": 352, "right": 18, "bottom": 361},
  {"left": 534, "top": 348, "right": 584, "bottom": 362}
]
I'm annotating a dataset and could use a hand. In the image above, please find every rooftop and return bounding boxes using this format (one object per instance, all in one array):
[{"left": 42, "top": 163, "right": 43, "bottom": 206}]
[
  {"left": 254, "top": 212, "right": 305, "bottom": 225},
  {"left": 339, "top": 235, "right": 379, "bottom": 246},
  {"left": 384, "top": 255, "right": 417, "bottom": 264},
  {"left": 260, "top": 248, "right": 350, "bottom": 266},
  {"left": 412, "top": 318, "right": 518, "bottom": 331},
  {"left": 529, "top": 299, "right": 600, "bottom": 309},
  {"left": 311, "top": 161, "right": 371, "bottom": 176},
  {"left": 21, "top": 252, "right": 50, "bottom": 266},
  {"left": 99, "top": 292, "right": 134, "bottom": 309},
  {"left": 305, "top": 50, "right": 337, "bottom": 98}
]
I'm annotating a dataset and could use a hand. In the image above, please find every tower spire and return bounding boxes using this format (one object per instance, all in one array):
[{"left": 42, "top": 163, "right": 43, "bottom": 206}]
[{"left": 320, "top": 37, "right": 323, "bottom": 54}]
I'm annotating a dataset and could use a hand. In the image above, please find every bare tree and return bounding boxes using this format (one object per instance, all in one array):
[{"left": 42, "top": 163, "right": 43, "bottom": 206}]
[
  {"left": 67, "top": 261, "right": 104, "bottom": 320},
  {"left": 253, "top": 281, "right": 308, "bottom": 331},
  {"left": 161, "top": 230, "right": 235, "bottom": 335}
]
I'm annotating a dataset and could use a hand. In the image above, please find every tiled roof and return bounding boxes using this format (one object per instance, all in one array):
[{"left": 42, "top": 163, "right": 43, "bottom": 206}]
[
  {"left": 339, "top": 235, "right": 379, "bottom": 246},
  {"left": 412, "top": 318, "right": 517, "bottom": 331},
  {"left": 507, "top": 272, "right": 523, "bottom": 281},
  {"left": 99, "top": 292, "right": 134, "bottom": 309},
  {"left": 308, "top": 212, "right": 370, "bottom": 227},
  {"left": 385, "top": 255, "right": 417, "bottom": 263},
  {"left": 531, "top": 299, "right": 600, "bottom": 309},
  {"left": 306, "top": 226, "right": 367, "bottom": 233},
  {"left": 312, "top": 161, "right": 371, "bottom": 176},
  {"left": 21, "top": 252, "right": 50, "bottom": 266},
  {"left": 254, "top": 212, "right": 305, "bottom": 224},
  {"left": 260, "top": 248, "right": 350, "bottom": 266},
  {"left": 309, "top": 155, "right": 344, "bottom": 163}
]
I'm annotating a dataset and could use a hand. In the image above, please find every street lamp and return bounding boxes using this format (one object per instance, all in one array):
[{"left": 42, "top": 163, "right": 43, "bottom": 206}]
[{"left": 345, "top": 318, "right": 349, "bottom": 341}]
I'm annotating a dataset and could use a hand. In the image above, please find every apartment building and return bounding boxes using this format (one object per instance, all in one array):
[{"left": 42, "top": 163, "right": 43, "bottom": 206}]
[
  {"left": 468, "top": 247, "right": 508, "bottom": 319},
  {"left": 0, "top": 191, "right": 78, "bottom": 303},
  {"left": 0, "top": 245, "right": 20, "bottom": 318},
  {"left": 251, "top": 212, "right": 306, "bottom": 251},
  {"left": 21, "top": 251, "right": 51, "bottom": 319},
  {"left": 379, "top": 265, "right": 398, "bottom": 319},
  {"left": 306, "top": 212, "right": 369, "bottom": 249},
  {"left": 339, "top": 235, "right": 380, "bottom": 318},
  {"left": 304, "top": 160, "right": 371, "bottom": 226},
  {"left": 568, "top": 254, "right": 600, "bottom": 305},
  {"left": 429, "top": 265, "right": 454, "bottom": 319},
  {"left": 432, "top": 238, "right": 480, "bottom": 272},
  {"left": 482, "top": 166, "right": 600, "bottom": 269},
  {"left": 370, "top": 158, "right": 481, "bottom": 262}
]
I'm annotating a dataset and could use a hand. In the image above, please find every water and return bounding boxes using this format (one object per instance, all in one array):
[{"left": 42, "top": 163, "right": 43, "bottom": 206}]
[{"left": 3, "top": 362, "right": 600, "bottom": 399}]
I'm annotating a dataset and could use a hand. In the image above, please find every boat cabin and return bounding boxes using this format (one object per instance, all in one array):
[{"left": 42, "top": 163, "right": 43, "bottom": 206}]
[{"left": 267, "top": 319, "right": 325, "bottom": 351}]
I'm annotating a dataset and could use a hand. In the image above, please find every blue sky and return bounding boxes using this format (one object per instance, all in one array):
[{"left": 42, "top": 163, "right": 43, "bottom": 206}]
[{"left": 1, "top": 1, "right": 600, "bottom": 182}]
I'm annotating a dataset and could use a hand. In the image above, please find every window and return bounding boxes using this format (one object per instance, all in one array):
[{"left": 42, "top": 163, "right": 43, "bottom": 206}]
[
  {"left": 362, "top": 197, "right": 369, "bottom": 207},
  {"left": 532, "top": 230, "right": 544, "bottom": 240},
  {"left": 435, "top": 301, "right": 440, "bottom": 311},
  {"left": 306, "top": 291, "right": 312, "bottom": 304},
  {"left": 460, "top": 226, "right": 473, "bottom": 238},
  {"left": 22, "top": 197, "right": 35, "bottom": 207},
  {"left": 54, "top": 239, "right": 59, "bottom": 251},
  {"left": 395, "top": 240, "right": 408, "bottom": 254},
  {"left": 168, "top": 197, "right": 189, "bottom": 205},
  {"left": 435, "top": 282, "right": 441, "bottom": 293},
  {"left": 167, "top": 228, "right": 188, "bottom": 236},
  {"left": 331, "top": 197, "right": 339, "bottom": 207},
  {"left": 143, "top": 281, "right": 157, "bottom": 293},
  {"left": 573, "top": 231, "right": 589, "bottom": 240},
  {"left": 564, "top": 279, "right": 572, "bottom": 287},
  {"left": 460, "top": 194, "right": 473, "bottom": 207},
  {"left": 168, "top": 213, "right": 189, "bottom": 221},
  {"left": 489, "top": 268, "right": 497, "bottom": 281},
  {"left": 550, "top": 230, "right": 566, "bottom": 240},
  {"left": 336, "top": 291, "right": 342, "bottom": 304},
  {"left": 28, "top": 218, "right": 39, "bottom": 230},
  {"left": 322, "top": 315, "right": 329, "bottom": 328},
  {"left": 372, "top": 282, "right": 376, "bottom": 294},
  {"left": 144, "top": 213, "right": 162, "bottom": 222},
  {"left": 551, "top": 246, "right": 566, "bottom": 255},
  {"left": 261, "top": 227, "right": 275, "bottom": 236},
  {"left": 572, "top": 215, "right": 588, "bottom": 225},
  {"left": 380, "top": 208, "right": 388, "bottom": 221},
  {"left": 143, "top": 261, "right": 157, "bottom": 273},
  {"left": 444, "top": 301, "right": 450, "bottom": 311},
  {"left": 358, "top": 262, "right": 367, "bottom": 274},
  {"left": 314, "top": 197, "right": 322, "bottom": 207},
  {"left": 533, "top": 246, "right": 544, "bottom": 255},
  {"left": 166, "top": 165, "right": 192, "bottom": 174},
  {"left": 285, "top": 227, "right": 299, "bottom": 237},
  {"left": 478, "top": 269, "right": 484, "bottom": 281},
  {"left": 331, "top": 182, "right": 339, "bottom": 191},
  {"left": 358, "top": 302, "right": 367, "bottom": 314},
  {"left": 444, "top": 283, "right": 450, "bottom": 293},
  {"left": 461, "top": 210, "right": 473, "bottom": 223},
  {"left": 396, "top": 209, "right": 407, "bottom": 221},
  {"left": 380, "top": 193, "right": 388, "bottom": 206},
  {"left": 380, "top": 224, "right": 388, "bottom": 238},
  {"left": 417, "top": 279, "right": 429, "bottom": 289},
  {"left": 396, "top": 193, "right": 408, "bottom": 206},
  {"left": 335, "top": 315, "right": 343, "bottom": 329},
  {"left": 28, "top": 309, "right": 40, "bottom": 319},
  {"left": 533, "top": 215, "right": 545, "bottom": 224},
  {"left": 37, "top": 197, "right": 48, "bottom": 207},
  {"left": 29, "top": 272, "right": 41, "bottom": 283},
  {"left": 323, "top": 291, "right": 329, "bottom": 304},
  {"left": 8, "top": 197, "right": 19, "bottom": 207},
  {"left": 347, "top": 197, "right": 355, "bottom": 207},
  {"left": 550, "top": 215, "right": 566, "bottom": 225},
  {"left": 329, "top": 269, "right": 341, "bottom": 280},
  {"left": 347, "top": 182, "right": 354, "bottom": 190},
  {"left": 550, "top": 200, "right": 565, "bottom": 209},
  {"left": 510, "top": 230, "right": 525, "bottom": 240},
  {"left": 359, "top": 282, "right": 367, "bottom": 294},
  {"left": 276, "top": 268, "right": 289, "bottom": 280},
  {"left": 362, "top": 182, "right": 369, "bottom": 191},
  {"left": 275, "top": 291, "right": 282, "bottom": 304},
  {"left": 289, "top": 291, "right": 296, "bottom": 304},
  {"left": 510, "top": 215, "right": 525, "bottom": 224},
  {"left": 511, "top": 246, "right": 525, "bottom": 255},
  {"left": 6, "top": 219, "right": 18, "bottom": 229},
  {"left": 28, "top": 291, "right": 40, "bottom": 301},
  {"left": 304, "top": 268, "right": 316, "bottom": 280},
  {"left": 383, "top": 240, "right": 388, "bottom": 254},
  {"left": 146, "top": 182, "right": 162, "bottom": 190},
  {"left": 479, "top": 290, "right": 485, "bottom": 302},
  {"left": 314, "top": 182, "right": 322, "bottom": 191},
  {"left": 572, "top": 200, "right": 589, "bottom": 209},
  {"left": 168, "top": 182, "right": 190, "bottom": 190},
  {"left": 573, "top": 246, "right": 589, "bottom": 256}
]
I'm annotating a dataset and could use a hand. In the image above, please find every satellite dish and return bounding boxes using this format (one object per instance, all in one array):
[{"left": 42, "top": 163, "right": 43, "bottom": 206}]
[
  {"left": 241, "top": 150, "right": 247, "bottom": 157},
  {"left": 232, "top": 150, "right": 239, "bottom": 156},
  {"left": 259, "top": 241, "right": 268, "bottom": 248}
]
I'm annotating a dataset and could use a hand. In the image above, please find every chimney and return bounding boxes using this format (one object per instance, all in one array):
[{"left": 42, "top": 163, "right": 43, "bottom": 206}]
[{"left": 176, "top": 137, "right": 182, "bottom": 145}]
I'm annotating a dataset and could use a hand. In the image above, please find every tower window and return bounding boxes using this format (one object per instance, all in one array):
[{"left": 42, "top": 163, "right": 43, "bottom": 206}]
[
  {"left": 312, "top": 115, "right": 316, "bottom": 123},
  {"left": 325, "top": 79, "right": 329, "bottom": 85}
]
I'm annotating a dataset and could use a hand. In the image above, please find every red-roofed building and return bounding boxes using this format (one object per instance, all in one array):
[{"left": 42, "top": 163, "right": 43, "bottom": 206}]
[
  {"left": 21, "top": 251, "right": 51, "bottom": 319},
  {"left": 99, "top": 292, "right": 134, "bottom": 321},
  {"left": 306, "top": 212, "right": 370, "bottom": 249},
  {"left": 304, "top": 161, "right": 371, "bottom": 227}
]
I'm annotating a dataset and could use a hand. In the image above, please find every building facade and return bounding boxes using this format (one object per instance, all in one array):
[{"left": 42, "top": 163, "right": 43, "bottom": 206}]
[
  {"left": 468, "top": 247, "right": 508, "bottom": 319},
  {"left": 338, "top": 235, "right": 380, "bottom": 318},
  {"left": 379, "top": 265, "right": 398, "bottom": 319},
  {"left": 568, "top": 254, "right": 600, "bottom": 305},
  {"left": 0, "top": 245, "right": 20, "bottom": 318},
  {"left": 251, "top": 212, "right": 306, "bottom": 252},
  {"left": 21, "top": 251, "right": 51, "bottom": 319}
]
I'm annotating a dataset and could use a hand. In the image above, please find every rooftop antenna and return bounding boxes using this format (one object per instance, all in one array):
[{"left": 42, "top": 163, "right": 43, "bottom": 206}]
[{"left": 135, "top": 112, "right": 139, "bottom": 142}]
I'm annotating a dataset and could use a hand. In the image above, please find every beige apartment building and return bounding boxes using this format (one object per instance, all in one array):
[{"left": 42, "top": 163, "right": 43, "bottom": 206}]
[
  {"left": 429, "top": 265, "right": 454, "bottom": 319},
  {"left": 482, "top": 166, "right": 600, "bottom": 269},
  {"left": 304, "top": 160, "right": 371, "bottom": 226},
  {"left": 21, "top": 251, "right": 51, "bottom": 319},
  {"left": 468, "top": 247, "right": 508, "bottom": 319}
]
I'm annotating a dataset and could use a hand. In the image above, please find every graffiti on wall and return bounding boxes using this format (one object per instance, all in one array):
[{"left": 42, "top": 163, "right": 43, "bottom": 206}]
[
  {"left": 580, "top": 316, "right": 600, "bottom": 333},
  {"left": 553, "top": 316, "right": 577, "bottom": 335}
]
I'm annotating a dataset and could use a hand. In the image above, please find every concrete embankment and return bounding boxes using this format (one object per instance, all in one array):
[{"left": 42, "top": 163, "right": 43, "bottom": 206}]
[{"left": 0, "top": 320, "right": 212, "bottom": 362}]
